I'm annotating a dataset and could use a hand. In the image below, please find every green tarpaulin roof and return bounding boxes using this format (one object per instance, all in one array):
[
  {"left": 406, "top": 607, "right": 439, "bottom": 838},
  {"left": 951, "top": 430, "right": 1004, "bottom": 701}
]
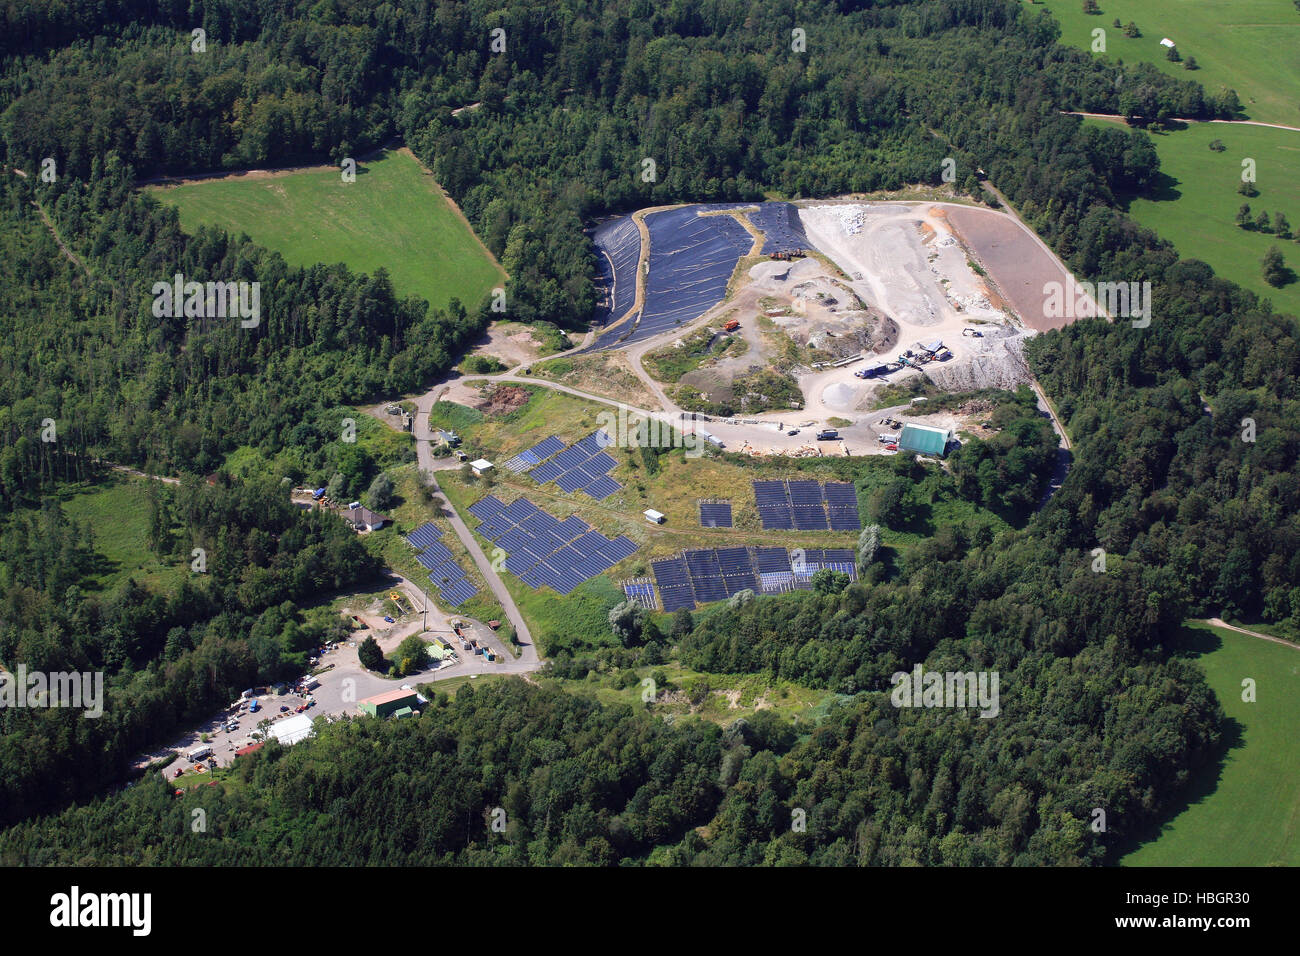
[{"left": 898, "top": 424, "right": 949, "bottom": 456}]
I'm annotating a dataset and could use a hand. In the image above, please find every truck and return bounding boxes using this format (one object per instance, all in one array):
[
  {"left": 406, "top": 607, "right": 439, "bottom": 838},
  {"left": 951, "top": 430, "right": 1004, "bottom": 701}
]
[
  {"left": 188, "top": 745, "right": 213, "bottom": 763},
  {"left": 248, "top": 699, "right": 260, "bottom": 713},
  {"left": 722, "top": 319, "right": 740, "bottom": 332},
  {"left": 816, "top": 429, "right": 839, "bottom": 441}
]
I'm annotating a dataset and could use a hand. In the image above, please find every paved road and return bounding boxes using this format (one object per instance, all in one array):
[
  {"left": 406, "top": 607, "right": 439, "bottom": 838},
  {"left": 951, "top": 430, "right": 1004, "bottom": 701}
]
[{"left": 412, "top": 386, "right": 539, "bottom": 667}]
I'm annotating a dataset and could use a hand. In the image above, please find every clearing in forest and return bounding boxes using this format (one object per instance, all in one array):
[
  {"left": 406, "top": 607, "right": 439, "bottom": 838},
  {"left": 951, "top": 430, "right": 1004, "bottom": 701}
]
[{"left": 145, "top": 148, "right": 505, "bottom": 314}]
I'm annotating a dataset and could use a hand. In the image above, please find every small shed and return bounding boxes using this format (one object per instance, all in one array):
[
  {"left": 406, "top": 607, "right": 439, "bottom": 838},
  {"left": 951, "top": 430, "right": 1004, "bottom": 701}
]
[
  {"left": 644, "top": 509, "right": 666, "bottom": 524},
  {"left": 1160, "top": 38, "right": 1176, "bottom": 48},
  {"left": 470, "top": 459, "right": 494, "bottom": 476}
]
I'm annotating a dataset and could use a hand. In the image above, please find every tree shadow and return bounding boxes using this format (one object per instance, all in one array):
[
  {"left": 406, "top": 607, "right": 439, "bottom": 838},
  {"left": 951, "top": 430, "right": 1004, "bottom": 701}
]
[{"left": 1110, "top": 624, "right": 1243, "bottom": 860}]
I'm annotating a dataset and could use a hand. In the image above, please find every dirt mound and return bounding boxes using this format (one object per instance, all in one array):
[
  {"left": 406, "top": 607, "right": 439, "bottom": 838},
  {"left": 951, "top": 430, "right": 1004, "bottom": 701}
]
[
  {"left": 924, "top": 338, "right": 1032, "bottom": 391},
  {"left": 474, "top": 385, "right": 531, "bottom": 416}
]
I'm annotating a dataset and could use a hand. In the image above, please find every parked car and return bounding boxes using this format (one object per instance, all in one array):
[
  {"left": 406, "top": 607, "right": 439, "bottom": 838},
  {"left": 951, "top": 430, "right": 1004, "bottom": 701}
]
[
  {"left": 787, "top": 429, "right": 799, "bottom": 436},
  {"left": 279, "top": 705, "right": 289, "bottom": 712},
  {"left": 383, "top": 615, "right": 395, "bottom": 624}
]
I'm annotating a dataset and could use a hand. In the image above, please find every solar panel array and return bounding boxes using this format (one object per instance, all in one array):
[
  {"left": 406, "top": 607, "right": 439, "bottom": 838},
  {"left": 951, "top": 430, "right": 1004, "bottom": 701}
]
[
  {"left": 649, "top": 546, "right": 857, "bottom": 610},
  {"left": 468, "top": 494, "right": 638, "bottom": 595},
  {"left": 651, "top": 556, "right": 696, "bottom": 611},
  {"left": 404, "top": 522, "right": 442, "bottom": 550},
  {"left": 698, "top": 500, "right": 733, "bottom": 528},
  {"left": 621, "top": 577, "right": 657, "bottom": 611},
  {"left": 753, "top": 480, "right": 861, "bottom": 530},
  {"left": 404, "top": 522, "right": 478, "bottom": 607},
  {"left": 529, "top": 430, "right": 623, "bottom": 500},
  {"left": 502, "top": 435, "right": 566, "bottom": 474},
  {"left": 790, "top": 548, "right": 857, "bottom": 587}
]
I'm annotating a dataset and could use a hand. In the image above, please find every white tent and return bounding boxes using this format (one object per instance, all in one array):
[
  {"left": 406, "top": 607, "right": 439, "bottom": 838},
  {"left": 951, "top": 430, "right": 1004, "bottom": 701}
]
[{"left": 270, "top": 713, "right": 314, "bottom": 746}]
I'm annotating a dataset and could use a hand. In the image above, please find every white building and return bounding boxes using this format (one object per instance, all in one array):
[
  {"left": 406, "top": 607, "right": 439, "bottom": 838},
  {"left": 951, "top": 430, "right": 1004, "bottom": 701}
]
[
  {"left": 270, "top": 713, "right": 314, "bottom": 746},
  {"left": 470, "top": 458, "right": 494, "bottom": 476}
]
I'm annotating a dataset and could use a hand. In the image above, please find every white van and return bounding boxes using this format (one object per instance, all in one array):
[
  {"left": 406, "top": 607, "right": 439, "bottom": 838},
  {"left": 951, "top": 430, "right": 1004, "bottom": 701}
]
[{"left": 188, "top": 745, "right": 213, "bottom": 762}]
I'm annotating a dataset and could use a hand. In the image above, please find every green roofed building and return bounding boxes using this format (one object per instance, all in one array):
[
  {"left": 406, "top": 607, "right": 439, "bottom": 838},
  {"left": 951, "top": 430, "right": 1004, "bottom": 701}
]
[
  {"left": 898, "top": 423, "right": 951, "bottom": 457},
  {"left": 359, "top": 688, "right": 421, "bottom": 718}
]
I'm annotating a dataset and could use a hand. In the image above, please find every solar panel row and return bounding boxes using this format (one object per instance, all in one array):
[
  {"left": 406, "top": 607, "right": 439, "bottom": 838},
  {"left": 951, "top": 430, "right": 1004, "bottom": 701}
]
[
  {"left": 752, "top": 480, "right": 861, "bottom": 530},
  {"left": 529, "top": 430, "right": 623, "bottom": 499},
  {"left": 404, "top": 522, "right": 442, "bottom": 550},
  {"left": 470, "top": 494, "right": 637, "bottom": 595},
  {"left": 699, "top": 501, "right": 733, "bottom": 528},
  {"left": 651, "top": 545, "right": 859, "bottom": 609}
]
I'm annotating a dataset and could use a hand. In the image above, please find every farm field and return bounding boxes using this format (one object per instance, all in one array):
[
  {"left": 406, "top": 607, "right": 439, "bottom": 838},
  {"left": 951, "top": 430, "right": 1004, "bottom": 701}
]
[
  {"left": 1122, "top": 623, "right": 1300, "bottom": 866},
  {"left": 1085, "top": 117, "right": 1300, "bottom": 316},
  {"left": 1030, "top": 0, "right": 1300, "bottom": 127},
  {"left": 145, "top": 148, "right": 505, "bottom": 313}
]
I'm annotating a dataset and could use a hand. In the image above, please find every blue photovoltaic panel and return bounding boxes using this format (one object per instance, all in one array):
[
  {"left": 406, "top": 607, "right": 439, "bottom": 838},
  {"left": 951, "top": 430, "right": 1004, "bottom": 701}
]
[
  {"left": 574, "top": 430, "right": 611, "bottom": 453},
  {"left": 557, "top": 516, "right": 589, "bottom": 538},
  {"left": 716, "top": 547, "right": 753, "bottom": 576},
  {"left": 585, "top": 451, "right": 618, "bottom": 474},
  {"left": 604, "top": 536, "right": 639, "bottom": 561},
  {"left": 505, "top": 552, "right": 536, "bottom": 576},
  {"left": 823, "top": 482, "right": 857, "bottom": 505},
  {"left": 529, "top": 460, "right": 564, "bottom": 484},
  {"left": 497, "top": 528, "right": 532, "bottom": 554},
  {"left": 699, "top": 502, "right": 732, "bottom": 528},
  {"left": 825, "top": 549, "right": 854, "bottom": 564},
  {"left": 571, "top": 467, "right": 601, "bottom": 489},
  {"left": 723, "top": 572, "right": 757, "bottom": 596},
  {"left": 553, "top": 446, "right": 588, "bottom": 470},
  {"left": 468, "top": 496, "right": 506, "bottom": 520},
  {"left": 439, "top": 580, "right": 478, "bottom": 606},
  {"left": 504, "top": 498, "right": 538, "bottom": 523},
  {"left": 752, "top": 480, "right": 788, "bottom": 502},
  {"left": 522, "top": 512, "right": 558, "bottom": 534},
  {"left": 415, "top": 541, "right": 453, "bottom": 567},
  {"left": 787, "top": 480, "right": 823, "bottom": 506},
  {"left": 529, "top": 435, "right": 565, "bottom": 460},
  {"left": 585, "top": 476, "right": 622, "bottom": 500},
  {"left": 685, "top": 549, "right": 723, "bottom": 579},
  {"left": 828, "top": 510, "right": 862, "bottom": 530},
  {"left": 555, "top": 469, "right": 588, "bottom": 493},
  {"left": 477, "top": 518, "right": 509, "bottom": 541},
  {"left": 793, "top": 508, "right": 829, "bottom": 531},
  {"left": 659, "top": 586, "right": 696, "bottom": 612},
  {"left": 753, "top": 548, "right": 792, "bottom": 573},
  {"left": 405, "top": 523, "right": 441, "bottom": 550},
  {"left": 652, "top": 557, "right": 690, "bottom": 585},
  {"left": 428, "top": 561, "right": 467, "bottom": 586},
  {"left": 759, "top": 509, "right": 794, "bottom": 530}
]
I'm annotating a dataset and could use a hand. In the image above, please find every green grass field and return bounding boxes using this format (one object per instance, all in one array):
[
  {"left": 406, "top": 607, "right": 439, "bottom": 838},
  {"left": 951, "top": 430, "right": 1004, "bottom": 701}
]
[
  {"left": 146, "top": 148, "right": 505, "bottom": 313},
  {"left": 54, "top": 478, "right": 186, "bottom": 593},
  {"left": 1123, "top": 622, "right": 1300, "bottom": 866},
  {"left": 1030, "top": 0, "right": 1300, "bottom": 127},
  {"left": 1085, "top": 118, "right": 1300, "bottom": 315}
]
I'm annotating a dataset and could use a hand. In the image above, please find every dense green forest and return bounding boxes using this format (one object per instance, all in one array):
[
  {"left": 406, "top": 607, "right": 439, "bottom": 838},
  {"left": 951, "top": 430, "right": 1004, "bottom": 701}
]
[{"left": 0, "top": 0, "right": 1296, "bottom": 864}]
